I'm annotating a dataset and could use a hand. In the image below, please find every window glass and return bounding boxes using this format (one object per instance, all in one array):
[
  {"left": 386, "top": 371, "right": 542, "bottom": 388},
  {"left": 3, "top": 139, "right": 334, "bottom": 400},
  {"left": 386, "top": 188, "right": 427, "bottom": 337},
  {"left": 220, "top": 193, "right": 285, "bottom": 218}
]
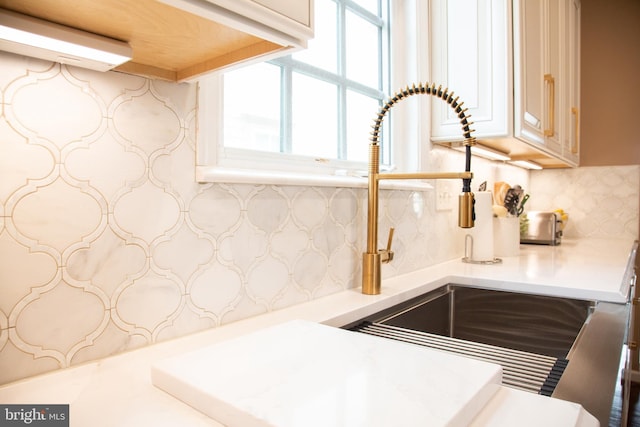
[
  {"left": 352, "top": 0, "right": 379, "bottom": 14},
  {"left": 346, "top": 10, "right": 380, "bottom": 88},
  {"left": 292, "top": 73, "right": 338, "bottom": 158},
  {"left": 346, "top": 89, "right": 379, "bottom": 162},
  {"left": 221, "top": 0, "right": 389, "bottom": 169},
  {"left": 223, "top": 63, "right": 281, "bottom": 152},
  {"left": 292, "top": 0, "right": 337, "bottom": 73}
]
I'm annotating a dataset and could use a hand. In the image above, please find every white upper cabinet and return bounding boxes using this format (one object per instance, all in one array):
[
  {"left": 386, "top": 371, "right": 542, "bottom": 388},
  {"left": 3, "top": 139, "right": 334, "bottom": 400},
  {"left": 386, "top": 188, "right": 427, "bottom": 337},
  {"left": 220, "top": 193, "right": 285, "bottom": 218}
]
[
  {"left": 513, "top": 0, "right": 563, "bottom": 155},
  {"left": 0, "top": 0, "right": 313, "bottom": 82},
  {"left": 246, "top": 0, "right": 312, "bottom": 28},
  {"left": 163, "top": 0, "right": 313, "bottom": 45},
  {"left": 430, "top": 0, "right": 511, "bottom": 142},
  {"left": 430, "top": 0, "right": 580, "bottom": 167},
  {"left": 563, "top": 0, "right": 581, "bottom": 165},
  {"left": 514, "top": 0, "right": 580, "bottom": 166}
]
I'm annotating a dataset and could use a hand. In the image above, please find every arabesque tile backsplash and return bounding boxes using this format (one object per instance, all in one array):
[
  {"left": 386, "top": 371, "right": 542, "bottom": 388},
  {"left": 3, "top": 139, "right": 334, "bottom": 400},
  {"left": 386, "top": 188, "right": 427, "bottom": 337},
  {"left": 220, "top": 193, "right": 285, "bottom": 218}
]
[{"left": 0, "top": 52, "right": 637, "bottom": 385}]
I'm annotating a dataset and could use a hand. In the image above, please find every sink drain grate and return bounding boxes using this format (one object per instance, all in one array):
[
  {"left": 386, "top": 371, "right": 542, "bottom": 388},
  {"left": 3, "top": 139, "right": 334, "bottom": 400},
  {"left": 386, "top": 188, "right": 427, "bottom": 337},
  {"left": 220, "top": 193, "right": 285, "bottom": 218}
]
[{"left": 350, "top": 321, "right": 568, "bottom": 396}]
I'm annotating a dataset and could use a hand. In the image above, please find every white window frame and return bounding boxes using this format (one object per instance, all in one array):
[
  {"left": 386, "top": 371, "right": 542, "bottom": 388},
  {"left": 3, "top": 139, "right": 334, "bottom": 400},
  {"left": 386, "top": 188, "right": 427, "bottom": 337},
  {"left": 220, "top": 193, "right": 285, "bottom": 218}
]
[{"left": 195, "top": 0, "right": 430, "bottom": 189}]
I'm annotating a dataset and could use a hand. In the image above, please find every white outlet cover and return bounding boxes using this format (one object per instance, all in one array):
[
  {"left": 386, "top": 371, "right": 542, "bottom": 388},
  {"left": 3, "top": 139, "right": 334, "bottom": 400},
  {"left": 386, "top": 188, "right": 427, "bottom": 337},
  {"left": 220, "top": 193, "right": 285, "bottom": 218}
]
[{"left": 436, "top": 180, "right": 455, "bottom": 211}]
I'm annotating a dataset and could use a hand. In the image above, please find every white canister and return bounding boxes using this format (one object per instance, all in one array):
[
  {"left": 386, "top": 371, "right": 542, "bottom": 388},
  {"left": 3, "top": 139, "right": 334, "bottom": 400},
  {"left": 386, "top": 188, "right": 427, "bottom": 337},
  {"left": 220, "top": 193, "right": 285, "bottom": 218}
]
[{"left": 493, "top": 216, "right": 520, "bottom": 257}]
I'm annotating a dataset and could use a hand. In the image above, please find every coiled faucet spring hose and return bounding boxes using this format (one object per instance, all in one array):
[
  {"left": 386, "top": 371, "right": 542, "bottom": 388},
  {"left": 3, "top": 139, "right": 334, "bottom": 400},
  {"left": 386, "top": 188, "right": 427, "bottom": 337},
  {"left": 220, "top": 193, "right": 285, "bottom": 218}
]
[{"left": 369, "top": 82, "right": 476, "bottom": 193}]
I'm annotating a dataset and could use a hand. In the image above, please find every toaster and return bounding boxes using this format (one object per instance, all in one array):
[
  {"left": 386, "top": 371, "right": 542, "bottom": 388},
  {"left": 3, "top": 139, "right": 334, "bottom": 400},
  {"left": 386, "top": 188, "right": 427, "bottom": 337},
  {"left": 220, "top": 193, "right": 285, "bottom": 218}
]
[{"left": 520, "top": 211, "right": 562, "bottom": 246}]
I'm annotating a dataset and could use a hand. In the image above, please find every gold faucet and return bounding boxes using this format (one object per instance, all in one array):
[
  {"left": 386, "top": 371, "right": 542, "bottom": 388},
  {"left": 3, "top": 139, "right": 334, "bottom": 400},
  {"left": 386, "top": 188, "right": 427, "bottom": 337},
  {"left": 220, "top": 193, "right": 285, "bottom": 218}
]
[{"left": 362, "top": 83, "right": 477, "bottom": 295}]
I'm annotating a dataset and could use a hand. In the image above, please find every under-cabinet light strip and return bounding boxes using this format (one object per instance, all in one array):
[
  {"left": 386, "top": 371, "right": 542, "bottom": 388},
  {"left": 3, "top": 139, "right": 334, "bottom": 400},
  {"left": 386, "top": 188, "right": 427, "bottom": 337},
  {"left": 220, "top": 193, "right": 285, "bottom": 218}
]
[
  {"left": 0, "top": 8, "right": 132, "bottom": 69},
  {"left": 453, "top": 145, "right": 511, "bottom": 162},
  {"left": 470, "top": 146, "right": 512, "bottom": 161},
  {"left": 452, "top": 144, "right": 546, "bottom": 170},
  {"left": 510, "top": 160, "right": 543, "bottom": 170}
]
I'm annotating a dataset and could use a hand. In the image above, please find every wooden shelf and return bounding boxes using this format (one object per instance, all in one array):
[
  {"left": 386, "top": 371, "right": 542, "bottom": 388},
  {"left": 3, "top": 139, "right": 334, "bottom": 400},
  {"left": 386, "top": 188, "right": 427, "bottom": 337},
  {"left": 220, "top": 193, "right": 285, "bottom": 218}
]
[{"left": 0, "top": 0, "right": 289, "bottom": 81}]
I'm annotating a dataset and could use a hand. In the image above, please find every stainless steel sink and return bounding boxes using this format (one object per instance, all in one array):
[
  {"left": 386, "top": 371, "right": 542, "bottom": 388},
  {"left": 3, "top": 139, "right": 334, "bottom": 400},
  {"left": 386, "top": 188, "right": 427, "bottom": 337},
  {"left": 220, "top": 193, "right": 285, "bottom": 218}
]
[
  {"left": 364, "top": 285, "right": 593, "bottom": 358},
  {"left": 344, "top": 284, "right": 628, "bottom": 426}
]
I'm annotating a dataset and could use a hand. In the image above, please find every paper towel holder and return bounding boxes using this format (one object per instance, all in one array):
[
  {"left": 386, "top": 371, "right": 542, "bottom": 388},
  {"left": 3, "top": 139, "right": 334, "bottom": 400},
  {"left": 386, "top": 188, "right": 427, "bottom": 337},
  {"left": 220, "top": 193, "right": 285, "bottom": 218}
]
[{"left": 462, "top": 235, "right": 502, "bottom": 265}]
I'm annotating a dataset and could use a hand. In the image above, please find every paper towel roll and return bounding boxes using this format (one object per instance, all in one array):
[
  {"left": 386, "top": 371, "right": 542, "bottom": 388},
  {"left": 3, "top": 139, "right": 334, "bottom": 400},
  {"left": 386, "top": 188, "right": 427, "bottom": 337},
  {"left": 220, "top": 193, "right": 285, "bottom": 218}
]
[{"left": 466, "top": 191, "right": 494, "bottom": 261}]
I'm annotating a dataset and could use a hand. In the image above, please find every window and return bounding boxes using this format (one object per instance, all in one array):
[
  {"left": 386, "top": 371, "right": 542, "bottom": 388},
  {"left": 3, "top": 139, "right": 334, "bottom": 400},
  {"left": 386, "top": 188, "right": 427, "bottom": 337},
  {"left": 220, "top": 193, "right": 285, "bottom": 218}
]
[
  {"left": 224, "top": 0, "right": 389, "bottom": 170},
  {"left": 196, "top": 0, "right": 426, "bottom": 186}
]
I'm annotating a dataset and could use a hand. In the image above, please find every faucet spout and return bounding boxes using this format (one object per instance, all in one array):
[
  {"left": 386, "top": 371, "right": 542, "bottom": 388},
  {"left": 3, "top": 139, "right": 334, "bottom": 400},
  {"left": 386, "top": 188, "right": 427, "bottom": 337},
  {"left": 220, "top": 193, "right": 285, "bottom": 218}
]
[{"left": 362, "top": 83, "right": 477, "bottom": 295}]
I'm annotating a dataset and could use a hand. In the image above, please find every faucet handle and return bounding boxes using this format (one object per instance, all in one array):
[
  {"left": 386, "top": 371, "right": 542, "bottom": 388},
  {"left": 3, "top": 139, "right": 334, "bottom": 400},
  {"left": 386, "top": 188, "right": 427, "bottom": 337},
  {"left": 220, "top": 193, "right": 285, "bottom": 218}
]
[{"left": 380, "top": 227, "right": 395, "bottom": 263}]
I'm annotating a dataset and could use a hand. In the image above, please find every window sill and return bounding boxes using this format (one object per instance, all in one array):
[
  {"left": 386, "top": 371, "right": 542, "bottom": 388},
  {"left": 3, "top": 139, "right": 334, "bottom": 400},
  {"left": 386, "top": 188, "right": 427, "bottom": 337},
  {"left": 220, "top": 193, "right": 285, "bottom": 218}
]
[{"left": 195, "top": 166, "right": 435, "bottom": 191}]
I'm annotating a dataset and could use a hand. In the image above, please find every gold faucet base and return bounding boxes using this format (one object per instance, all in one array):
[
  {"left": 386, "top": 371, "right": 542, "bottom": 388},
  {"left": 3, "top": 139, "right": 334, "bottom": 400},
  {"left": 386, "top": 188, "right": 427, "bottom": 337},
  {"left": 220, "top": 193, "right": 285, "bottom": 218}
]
[{"left": 362, "top": 253, "right": 381, "bottom": 295}]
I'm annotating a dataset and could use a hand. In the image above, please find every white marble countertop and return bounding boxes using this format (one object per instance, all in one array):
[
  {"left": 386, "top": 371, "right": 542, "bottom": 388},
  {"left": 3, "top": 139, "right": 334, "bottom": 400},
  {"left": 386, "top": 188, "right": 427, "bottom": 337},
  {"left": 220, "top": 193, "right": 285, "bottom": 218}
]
[{"left": 0, "top": 238, "right": 635, "bottom": 426}]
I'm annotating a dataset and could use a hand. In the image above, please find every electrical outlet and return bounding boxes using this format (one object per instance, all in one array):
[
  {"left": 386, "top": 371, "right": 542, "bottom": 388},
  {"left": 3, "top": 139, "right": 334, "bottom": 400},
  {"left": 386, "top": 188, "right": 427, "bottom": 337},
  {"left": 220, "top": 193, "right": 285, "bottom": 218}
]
[{"left": 436, "top": 180, "right": 455, "bottom": 211}]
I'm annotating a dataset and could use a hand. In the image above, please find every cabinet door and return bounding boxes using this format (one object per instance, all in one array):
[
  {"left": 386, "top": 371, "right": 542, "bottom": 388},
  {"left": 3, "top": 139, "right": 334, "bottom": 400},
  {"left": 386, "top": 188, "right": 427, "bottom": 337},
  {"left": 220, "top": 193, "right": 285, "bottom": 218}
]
[
  {"left": 252, "top": 0, "right": 312, "bottom": 27},
  {"left": 546, "top": 0, "right": 563, "bottom": 151},
  {"left": 564, "top": 0, "right": 580, "bottom": 165},
  {"left": 513, "top": 0, "right": 562, "bottom": 154},
  {"left": 162, "top": 0, "right": 313, "bottom": 48},
  {"left": 430, "top": 0, "right": 511, "bottom": 142},
  {"left": 209, "top": 0, "right": 313, "bottom": 40}
]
